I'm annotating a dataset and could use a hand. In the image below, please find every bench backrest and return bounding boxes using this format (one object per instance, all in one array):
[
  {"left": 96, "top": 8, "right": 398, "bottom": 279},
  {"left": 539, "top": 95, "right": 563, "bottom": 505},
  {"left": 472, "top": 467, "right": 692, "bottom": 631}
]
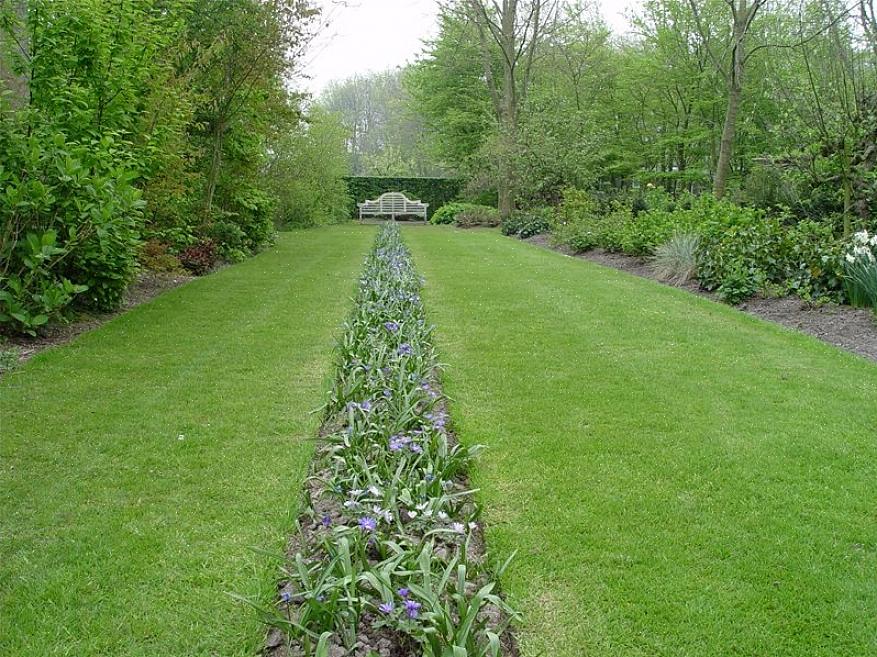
[{"left": 359, "top": 192, "right": 428, "bottom": 216}]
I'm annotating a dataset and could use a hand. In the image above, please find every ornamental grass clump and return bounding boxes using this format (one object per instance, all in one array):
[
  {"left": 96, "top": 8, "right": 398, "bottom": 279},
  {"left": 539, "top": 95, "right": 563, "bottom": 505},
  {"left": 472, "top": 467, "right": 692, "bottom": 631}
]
[
  {"left": 651, "top": 232, "right": 700, "bottom": 285},
  {"left": 843, "top": 230, "right": 877, "bottom": 311},
  {"left": 241, "top": 224, "right": 517, "bottom": 657}
]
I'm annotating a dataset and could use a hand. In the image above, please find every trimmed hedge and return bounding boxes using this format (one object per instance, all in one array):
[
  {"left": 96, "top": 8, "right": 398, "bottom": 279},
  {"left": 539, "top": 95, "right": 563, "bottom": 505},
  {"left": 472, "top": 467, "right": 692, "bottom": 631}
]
[{"left": 345, "top": 177, "right": 463, "bottom": 220}]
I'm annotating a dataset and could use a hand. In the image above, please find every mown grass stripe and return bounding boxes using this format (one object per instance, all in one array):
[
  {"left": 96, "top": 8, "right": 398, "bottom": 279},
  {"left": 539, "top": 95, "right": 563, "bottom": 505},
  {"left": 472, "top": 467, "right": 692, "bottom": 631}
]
[
  {"left": 0, "top": 227, "right": 374, "bottom": 657},
  {"left": 404, "top": 226, "right": 877, "bottom": 657}
]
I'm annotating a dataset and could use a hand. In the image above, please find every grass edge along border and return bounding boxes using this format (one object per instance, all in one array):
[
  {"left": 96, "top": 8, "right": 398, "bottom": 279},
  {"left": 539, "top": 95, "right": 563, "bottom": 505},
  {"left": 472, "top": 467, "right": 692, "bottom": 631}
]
[{"left": 241, "top": 223, "right": 520, "bottom": 657}]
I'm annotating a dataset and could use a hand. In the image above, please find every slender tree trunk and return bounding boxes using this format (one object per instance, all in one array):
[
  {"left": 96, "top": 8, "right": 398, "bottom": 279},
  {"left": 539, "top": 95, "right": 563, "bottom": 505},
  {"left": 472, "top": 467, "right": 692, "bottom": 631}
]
[
  {"left": 689, "top": 0, "right": 762, "bottom": 199},
  {"left": 841, "top": 135, "right": 854, "bottom": 235},
  {"left": 498, "top": 55, "right": 517, "bottom": 219},
  {"left": 714, "top": 81, "right": 742, "bottom": 199},
  {"left": 204, "top": 119, "right": 224, "bottom": 214}
]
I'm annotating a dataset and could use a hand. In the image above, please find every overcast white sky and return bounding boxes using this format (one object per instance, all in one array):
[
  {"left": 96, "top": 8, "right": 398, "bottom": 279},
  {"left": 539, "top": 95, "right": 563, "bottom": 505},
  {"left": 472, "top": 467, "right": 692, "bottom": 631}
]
[{"left": 301, "top": 0, "right": 641, "bottom": 96}]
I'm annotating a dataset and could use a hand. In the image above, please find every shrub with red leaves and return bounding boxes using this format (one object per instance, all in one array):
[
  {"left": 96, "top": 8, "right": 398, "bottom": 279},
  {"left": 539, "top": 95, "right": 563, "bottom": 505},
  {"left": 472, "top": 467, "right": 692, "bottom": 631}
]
[{"left": 179, "top": 240, "right": 218, "bottom": 275}]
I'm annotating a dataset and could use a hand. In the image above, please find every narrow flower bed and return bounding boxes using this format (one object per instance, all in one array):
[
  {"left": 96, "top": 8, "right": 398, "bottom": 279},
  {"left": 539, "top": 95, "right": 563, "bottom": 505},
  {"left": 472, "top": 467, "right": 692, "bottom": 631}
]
[{"left": 247, "top": 224, "right": 517, "bottom": 657}]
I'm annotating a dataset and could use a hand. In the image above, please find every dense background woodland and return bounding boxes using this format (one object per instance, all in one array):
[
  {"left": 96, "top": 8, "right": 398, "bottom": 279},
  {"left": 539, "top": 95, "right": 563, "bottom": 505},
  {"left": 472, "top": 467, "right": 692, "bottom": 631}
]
[{"left": 2, "top": 0, "right": 877, "bottom": 335}]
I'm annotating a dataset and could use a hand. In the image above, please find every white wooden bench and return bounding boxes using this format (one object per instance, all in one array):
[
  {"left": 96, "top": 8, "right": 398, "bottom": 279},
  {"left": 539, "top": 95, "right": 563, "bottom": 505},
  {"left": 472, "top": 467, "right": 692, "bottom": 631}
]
[{"left": 358, "top": 192, "right": 428, "bottom": 222}]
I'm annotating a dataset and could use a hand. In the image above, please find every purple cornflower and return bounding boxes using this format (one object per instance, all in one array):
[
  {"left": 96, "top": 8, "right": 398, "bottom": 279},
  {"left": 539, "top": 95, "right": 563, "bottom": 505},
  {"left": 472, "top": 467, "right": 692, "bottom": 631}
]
[
  {"left": 404, "top": 599, "right": 422, "bottom": 619},
  {"left": 358, "top": 516, "right": 377, "bottom": 532},
  {"left": 321, "top": 514, "right": 331, "bottom": 528},
  {"left": 410, "top": 443, "right": 423, "bottom": 454},
  {"left": 397, "top": 587, "right": 410, "bottom": 598},
  {"left": 360, "top": 399, "right": 372, "bottom": 412},
  {"left": 378, "top": 601, "right": 395, "bottom": 614},
  {"left": 280, "top": 591, "right": 292, "bottom": 604},
  {"left": 383, "top": 389, "right": 392, "bottom": 399},
  {"left": 384, "top": 321, "right": 400, "bottom": 333},
  {"left": 397, "top": 343, "right": 413, "bottom": 356}
]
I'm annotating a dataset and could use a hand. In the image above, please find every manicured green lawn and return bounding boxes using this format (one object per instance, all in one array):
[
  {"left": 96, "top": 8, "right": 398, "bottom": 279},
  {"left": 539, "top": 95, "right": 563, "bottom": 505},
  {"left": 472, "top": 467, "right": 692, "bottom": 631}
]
[
  {"left": 404, "top": 226, "right": 877, "bottom": 657},
  {"left": 0, "top": 227, "right": 373, "bottom": 656}
]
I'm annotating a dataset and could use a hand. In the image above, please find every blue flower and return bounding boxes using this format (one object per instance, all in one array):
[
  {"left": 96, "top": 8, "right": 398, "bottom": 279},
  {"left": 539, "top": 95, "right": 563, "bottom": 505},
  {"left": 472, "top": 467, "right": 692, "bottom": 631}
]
[
  {"left": 404, "top": 599, "right": 422, "bottom": 619},
  {"left": 280, "top": 591, "right": 292, "bottom": 604},
  {"left": 378, "top": 601, "right": 395, "bottom": 614},
  {"left": 397, "top": 587, "right": 410, "bottom": 598},
  {"left": 397, "top": 343, "right": 413, "bottom": 356},
  {"left": 384, "top": 321, "right": 400, "bottom": 333},
  {"left": 321, "top": 514, "right": 331, "bottom": 528},
  {"left": 358, "top": 516, "right": 377, "bottom": 532}
]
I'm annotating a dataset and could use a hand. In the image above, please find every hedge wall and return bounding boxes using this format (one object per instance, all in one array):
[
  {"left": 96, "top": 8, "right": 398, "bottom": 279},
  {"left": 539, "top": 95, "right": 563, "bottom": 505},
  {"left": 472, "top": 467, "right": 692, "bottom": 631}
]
[{"left": 345, "top": 177, "right": 463, "bottom": 219}]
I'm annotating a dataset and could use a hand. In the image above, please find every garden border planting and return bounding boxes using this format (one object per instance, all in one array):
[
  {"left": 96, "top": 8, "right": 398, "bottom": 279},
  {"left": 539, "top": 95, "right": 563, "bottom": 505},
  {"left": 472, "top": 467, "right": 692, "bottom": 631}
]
[
  {"left": 247, "top": 224, "right": 518, "bottom": 657},
  {"left": 521, "top": 234, "right": 877, "bottom": 363}
]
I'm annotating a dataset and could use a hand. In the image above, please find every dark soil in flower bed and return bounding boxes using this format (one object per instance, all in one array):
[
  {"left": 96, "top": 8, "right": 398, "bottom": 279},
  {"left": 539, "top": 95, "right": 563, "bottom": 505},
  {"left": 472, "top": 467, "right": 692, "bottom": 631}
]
[
  {"left": 3, "top": 271, "right": 192, "bottom": 368},
  {"left": 524, "top": 234, "right": 877, "bottom": 363}
]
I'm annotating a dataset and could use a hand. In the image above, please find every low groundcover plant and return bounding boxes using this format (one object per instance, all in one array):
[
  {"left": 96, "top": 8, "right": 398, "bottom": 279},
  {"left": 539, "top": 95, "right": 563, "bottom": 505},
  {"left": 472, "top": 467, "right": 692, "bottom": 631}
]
[{"left": 237, "top": 223, "right": 517, "bottom": 657}]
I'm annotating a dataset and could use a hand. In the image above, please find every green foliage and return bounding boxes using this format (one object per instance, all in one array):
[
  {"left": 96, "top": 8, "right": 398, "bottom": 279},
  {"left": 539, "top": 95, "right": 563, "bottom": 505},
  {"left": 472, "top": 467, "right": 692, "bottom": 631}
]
[
  {"left": 548, "top": 188, "right": 846, "bottom": 304},
  {"left": 139, "top": 240, "right": 184, "bottom": 273},
  {"left": 698, "top": 206, "right": 793, "bottom": 302},
  {"left": 0, "top": 122, "right": 143, "bottom": 331},
  {"left": 0, "top": 231, "right": 87, "bottom": 335},
  {"left": 268, "top": 108, "right": 351, "bottom": 228},
  {"left": 404, "top": 9, "right": 495, "bottom": 172},
  {"left": 347, "top": 177, "right": 463, "bottom": 220},
  {"left": 502, "top": 208, "right": 554, "bottom": 238},
  {"left": 785, "top": 220, "right": 845, "bottom": 301},
  {"left": 431, "top": 202, "right": 501, "bottom": 228},
  {"left": 550, "top": 188, "right": 602, "bottom": 252},
  {"left": 0, "top": 0, "right": 324, "bottom": 334},
  {"left": 430, "top": 203, "right": 468, "bottom": 225},
  {"left": 455, "top": 205, "right": 501, "bottom": 228}
]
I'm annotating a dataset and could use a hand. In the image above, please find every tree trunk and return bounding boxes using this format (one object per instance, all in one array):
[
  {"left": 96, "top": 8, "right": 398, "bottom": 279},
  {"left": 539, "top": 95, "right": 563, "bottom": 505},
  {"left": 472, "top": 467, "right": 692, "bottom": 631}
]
[
  {"left": 204, "top": 119, "right": 224, "bottom": 214},
  {"left": 714, "top": 81, "right": 742, "bottom": 199},
  {"left": 498, "top": 62, "right": 517, "bottom": 219},
  {"left": 841, "top": 135, "right": 853, "bottom": 236}
]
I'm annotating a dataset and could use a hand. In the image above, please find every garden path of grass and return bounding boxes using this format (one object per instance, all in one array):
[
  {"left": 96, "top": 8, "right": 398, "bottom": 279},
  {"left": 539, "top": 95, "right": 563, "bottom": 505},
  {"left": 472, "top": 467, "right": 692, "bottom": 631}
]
[
  {"left": 0, "top": 227, "right": 374, "bottom": 656},
  {"left": 403, "top": 226, "right": 877, "bottom": 657}
]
